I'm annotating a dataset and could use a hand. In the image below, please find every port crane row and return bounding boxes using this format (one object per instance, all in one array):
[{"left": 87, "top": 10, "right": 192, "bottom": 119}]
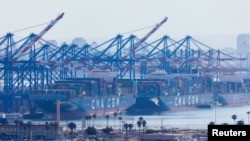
[{"left": 0, "top": 13, "right": 248, "bottom": 112}]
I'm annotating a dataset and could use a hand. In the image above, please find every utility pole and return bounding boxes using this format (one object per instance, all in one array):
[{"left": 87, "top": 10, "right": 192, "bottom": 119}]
[
  {"left": 214, "top": 103, "right": 217, "bottom": 124},
  {"left": 247, "top": 111, "right": 250, "bottom": 124}
]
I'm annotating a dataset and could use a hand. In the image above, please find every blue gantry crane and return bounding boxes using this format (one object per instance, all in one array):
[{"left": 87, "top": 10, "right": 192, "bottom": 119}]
[{"left": 0, "top": 14, "right": 248, "bottom": 113}]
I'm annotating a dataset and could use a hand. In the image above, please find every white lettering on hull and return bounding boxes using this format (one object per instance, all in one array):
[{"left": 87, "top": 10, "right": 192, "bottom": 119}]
[
  {"left": 91, "top": 97, "right": 120, "bottom": 110},
  {"left": 174, "top": 95, "right": 199, "bottom": 106},
  {"left": 232, "top": 94, "right": 240, "bottom": 101}
]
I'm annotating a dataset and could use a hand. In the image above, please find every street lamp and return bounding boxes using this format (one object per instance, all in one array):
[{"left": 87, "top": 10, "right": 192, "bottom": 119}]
[
  {"left": 247, "top": 111, "right": 250, "bottom": 125},
  {"left": 213, "top": 100, "right": 217, "bottom": 124},
  {"left": 122, "top": 121, "right": 125, "bottom": 132},
  {"left": 161, "top": 119, "right": 164, "bottom": 131},
  {"left": 82, "top": 118, "right": 85, "bottom": 130},
  {"left": 212, "top": 83, "right": 219, "bottom": 124}
]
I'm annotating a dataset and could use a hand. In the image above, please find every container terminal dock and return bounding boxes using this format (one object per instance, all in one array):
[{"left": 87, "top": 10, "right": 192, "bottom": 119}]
[{"left": 0, "top": 13, "right": 250, "bottom": 120}]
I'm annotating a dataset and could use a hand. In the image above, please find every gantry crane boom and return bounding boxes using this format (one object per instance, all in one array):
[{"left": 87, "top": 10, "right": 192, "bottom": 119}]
[
  {"left": 122, "top": 17, "right": 168, "bottom": 59},
  {"left": 11, "top": 12, "right": 64, "bottom": 62}
]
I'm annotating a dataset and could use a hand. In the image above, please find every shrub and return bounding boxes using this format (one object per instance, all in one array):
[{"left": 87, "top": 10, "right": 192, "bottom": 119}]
[
  {"left": 102, "top": 126, "right": 113, "bottom": 134},
  {"left": 85, "top": 126, "right": 97, "bottom": 135}
]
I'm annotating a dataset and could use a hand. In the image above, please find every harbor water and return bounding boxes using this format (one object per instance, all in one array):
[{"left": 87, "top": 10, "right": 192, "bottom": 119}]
[{"left": 29, "top": 104, "right": 250, "bottom": 130}]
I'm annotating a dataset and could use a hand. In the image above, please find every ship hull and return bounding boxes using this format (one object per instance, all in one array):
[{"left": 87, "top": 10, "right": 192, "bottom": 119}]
[
  {"left": 127, "top": 75, "right": 250, "bottom": 114},
  {"left": 127, "top": 93, "right": 250, "bottom": 113},
  {"left": 32, "top": 95, "right": 135, "bottom": 120}
]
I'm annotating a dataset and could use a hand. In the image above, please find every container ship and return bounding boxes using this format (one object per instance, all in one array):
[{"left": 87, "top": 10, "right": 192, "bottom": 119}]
[
  {"left": 29, "top": 71, "right": 136, "bottom": 120},
  {"left": 127, "top": 73, "right": 250, "bottom": 114}
]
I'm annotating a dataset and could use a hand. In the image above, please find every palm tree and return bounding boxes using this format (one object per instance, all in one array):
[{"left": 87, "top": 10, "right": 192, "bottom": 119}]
[
  {"left": 45, "top": 122, "right": 50, "bottom": 139},
  {"left": 92, "top": 114, "right": 96, "bottom": 127},
  {"left": 23, "top": 123, "right": 27, "bottom": 139},
  {"left": 137, "top": 120, "right": 142, "bottom": 139},
  {"left": 14, "top": 119, "right": 19, "bottom": 139},
  {"left": 54, "top": 122, "right": 59, "bottom": 138},
  {"left": 247, "top": 111, "right": 250, "bottom": 124},
  {"left": 139, "top": 116, "right": 143, "bottom": 122},
  {"left": 118, "top": 116, "right": 122, "bottom": 131},
  {"left": 128, "top": 123, "right": 133, "bottom": 134},
  {"left": 232, "top": 114, "right": 237, "bottom": 124},
  {"left": 84, "top": 115, "right": 91, "bottom": 127},
  {"left": 85, "top": 126, "right": 97, "bottom": 136},
  {"left": 105, "top": 114, "right": 110, "bottom": 127},
  {"left": 19, "top": 120, "right": 24, "bottom": 140},
  {"left": 68, "top": 122, "right": 77, "bottom": 140},
  {"left": 137, "top": 120, "right": 142, "bottom": 130},
  {"left": 50, "top": 121, "right": 58, "bottom": 139},
  {"left": 137, "top": 117, "right": 145, "bottom": 140},
  {"left": 113, "top": 112, "right": 118, "bottom": 128},
  {"left": 237, "top": 120, "right": 244, "bottom": 125},
  {"left": 208, "top": 121, "right": 215, "bottom": 125},
  {"left": 137, "top": 116, "right": 143, "bottom": 130},
  {"left": 49, "top": 122, "right": 54, "bottom": 138},
  {"left": 26, "top": 121, "right": 32, "bottom": 140},
  {"left": 87, "top": 115, "right": 92, "bottom": 126},
  {"left": 124, "top": 123, "right": 129, "bottom": 140},
  {"left": 142, "top": 120, "right": 147, "bottom": 133},
  {"left": 68, "top": 122, "right": 77, "bottom": 132},
  {"left": 84, "top": 115, "right": 89, "bottom": 127}
]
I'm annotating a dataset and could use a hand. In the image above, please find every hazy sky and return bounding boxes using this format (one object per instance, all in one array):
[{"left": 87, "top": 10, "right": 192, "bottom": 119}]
[{"left": 1, "top": 0, "right": 250, "bottom": 48}]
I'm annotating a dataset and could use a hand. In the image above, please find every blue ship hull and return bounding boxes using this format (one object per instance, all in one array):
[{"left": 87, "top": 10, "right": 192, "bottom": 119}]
[
  {"left": 30, "top": 95, "right": 135, "bottom": 119},
  {"left": 127, "top": 76, "right": 250, "bottom": 114},
  {"left": 127, "top": 92, "right": 250, "bottom": 114},
  {"left": 29, "top": 77, "right": 136, "bottom": 120}
]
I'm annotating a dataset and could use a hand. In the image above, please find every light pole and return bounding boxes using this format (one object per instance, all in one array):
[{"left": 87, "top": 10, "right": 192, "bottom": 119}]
[
  {"left": 82, "top": 118, "right": 85, "bottom": 130},
  {"left": 161, "top": 119, "right": 164, "bottom": 131},
  {"left": 214, "top": 101, "right": 217, "bottom": 124},
  {"left": 213, "top": 82, "right": 219, "bottom": 125},
  {"left": 247, "top": 111, "right": 250, "bottom": 125},
  {"left": 122, "top": 121, "right": 125, "bottom": 132}
]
